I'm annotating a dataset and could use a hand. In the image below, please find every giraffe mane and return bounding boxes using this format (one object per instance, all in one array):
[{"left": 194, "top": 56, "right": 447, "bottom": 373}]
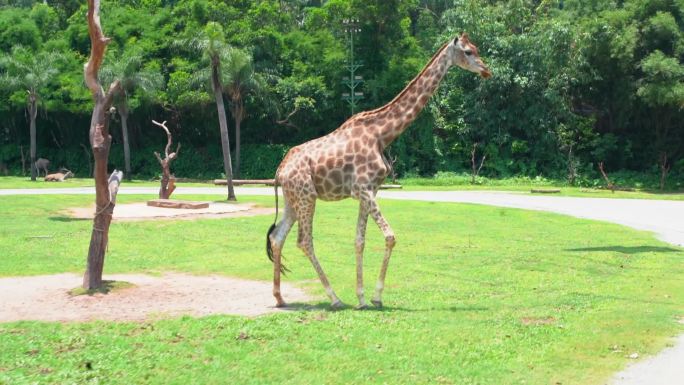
[{"left": 351, "top": 40, "right": 451, "bottom": 120}]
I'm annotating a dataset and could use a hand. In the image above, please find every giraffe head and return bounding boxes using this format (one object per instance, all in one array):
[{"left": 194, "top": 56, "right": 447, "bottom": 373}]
[{"left": 448, "top": 33, "right": 492, "bottom": 79}]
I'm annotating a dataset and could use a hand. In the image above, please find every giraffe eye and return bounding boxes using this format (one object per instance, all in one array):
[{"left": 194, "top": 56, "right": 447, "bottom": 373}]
[{"left": 464, "top": 50, "right": 473, "bottom": 56}]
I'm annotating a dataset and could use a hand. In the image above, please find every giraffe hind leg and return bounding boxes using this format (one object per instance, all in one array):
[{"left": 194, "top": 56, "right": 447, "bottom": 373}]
[
  {"left": 295, "top": 197, "right": 344, "bottom": 309},
  {"left": 269, "top": 202, "right": 296, "bottom": 307},
  {"left": 366, "top": 196, "right": 395, "bottom": 308}
]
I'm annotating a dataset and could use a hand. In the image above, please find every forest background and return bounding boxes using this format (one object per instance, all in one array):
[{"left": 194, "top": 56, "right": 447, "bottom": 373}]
[{"left": 0, "top": 0, "right": 682, "bottom": 189}]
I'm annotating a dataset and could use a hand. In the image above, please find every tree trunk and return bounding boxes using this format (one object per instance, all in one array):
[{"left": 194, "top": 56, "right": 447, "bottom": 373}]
[
  {"left": 659, "top": 152, "right": 670, "bottom": 191},
  {"left": 152, "top": 120, "right": 179, "bottom": 200},
  {"left": 212, "top": 66, "right": 236, "bottom": 201},
  {"left": 119, "top": 104, "right": 131, "bottom": 180},
  {"left": 234, "top": 104, "right": 242, "bottom": 178},
  {"left": 29, "top": 94, "right": 37, "bottom": 181},
  {"left": 82, "top": 0, "right": 123, "bottom": 290}
]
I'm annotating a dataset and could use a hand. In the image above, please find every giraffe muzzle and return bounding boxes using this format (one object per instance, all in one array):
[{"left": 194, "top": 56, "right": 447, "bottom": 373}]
[{"left": 480, "top": 68, "right": 492, "bottom": 79}]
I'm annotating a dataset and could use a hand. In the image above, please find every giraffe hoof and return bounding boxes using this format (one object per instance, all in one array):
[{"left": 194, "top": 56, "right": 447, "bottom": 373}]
[
  {"left": 371, "top": 299, "right": 383, "bottom": 308},
  {"left": 275, "top": 301, "right": 288, "bottom": 308},
  {"left": 330, "top": 300, "right": 345, "bottom": 310}
]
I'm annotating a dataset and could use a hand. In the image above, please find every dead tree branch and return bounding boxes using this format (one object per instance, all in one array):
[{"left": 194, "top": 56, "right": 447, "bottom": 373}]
[
  {"left": 471, "top": 143, "right": 486, "bottom": 184},
  {"left": 598, "top": 161, "right": 615, "bottom": 192},
  {"left": 152, "top": 119, "right": 180, "bottom": 199}
]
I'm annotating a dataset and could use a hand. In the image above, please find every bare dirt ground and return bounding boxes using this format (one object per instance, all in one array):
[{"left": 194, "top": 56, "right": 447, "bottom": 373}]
[
  {"left": 0, "top": 273, "right": 311, "bottom": 322},
  {"left": 66, "top": 201, "right": 274, "bottom": 222}
]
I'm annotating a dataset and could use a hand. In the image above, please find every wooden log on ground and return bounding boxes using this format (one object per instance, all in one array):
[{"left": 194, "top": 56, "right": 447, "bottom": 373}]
[
  {"left": 213, "top": 179, "right": 402, "bottom": 189},
  {"left": 531, "top": 189, "right": 561, "bottom": 194},
  {"left": 147, "top": 199, "right": 209, "bottom": 209},
  {"left": 214, "top": 179, "right": 275, "bottom": 186}
]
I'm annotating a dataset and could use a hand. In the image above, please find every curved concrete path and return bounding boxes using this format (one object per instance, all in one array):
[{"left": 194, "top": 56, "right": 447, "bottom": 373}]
[{"left": 1, "top": 187, "right": 682, "bottom": 383}]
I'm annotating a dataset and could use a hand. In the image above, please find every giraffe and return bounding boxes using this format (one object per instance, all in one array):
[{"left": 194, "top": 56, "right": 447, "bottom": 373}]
[{"left": 267, "top": 33, "right": 491, "bottom": 309}]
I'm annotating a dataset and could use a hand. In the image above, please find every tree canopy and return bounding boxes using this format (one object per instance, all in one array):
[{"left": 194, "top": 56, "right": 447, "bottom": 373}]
[{"left": 0, "top": 0, "right": 682, "bottom": 188}]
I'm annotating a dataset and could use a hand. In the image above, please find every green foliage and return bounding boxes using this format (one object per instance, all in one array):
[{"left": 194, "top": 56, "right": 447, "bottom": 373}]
[{"left": 0, "top": 0, "right": 682, "bottom": 185}]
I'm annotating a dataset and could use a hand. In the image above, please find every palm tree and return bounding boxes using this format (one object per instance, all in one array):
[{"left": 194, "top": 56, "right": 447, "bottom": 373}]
[
  {"left": 183, "top": 22, "right": 236, "bottom": 200},
  {"left": 101, "top": 50, "right": 163, "bottom": 180},
  {"left": 0, "top": 47, "right": 61, "bottom": 181},
  {"left": 221, "top": 47, "right": 265, "bottom": 178}
]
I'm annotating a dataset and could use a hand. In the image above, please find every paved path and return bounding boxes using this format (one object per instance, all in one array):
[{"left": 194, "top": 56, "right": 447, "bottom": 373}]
[
  {"left": 3, "top": 187, "right": 682, "bottom": 246},
  {"left": 2, "top": 187, "right": 682, "bottom": 383}
]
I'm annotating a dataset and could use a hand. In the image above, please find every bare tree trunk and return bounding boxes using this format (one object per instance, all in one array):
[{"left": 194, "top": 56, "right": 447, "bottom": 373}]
[
  {"left": 212, "top": 67, "right": 236, "bottom": 201},
  {"left": 659, "top": 152, "right": 670, "bottom": 191},
  {"left": 119, "top": 104, "right": 131, "bottom": 180},
  {"left": 470, "top": 143, "right": 486, "bottom": 184},
  {"left": 234, "top": 105, "right": 241, "bottom": 179},
  {"left": 82, "top": 0, "right": 123, "bottom": 290},
  {"left": 598, "top": 161, "right": 615, "bottom": 192},
  {"left": 80, "top": 143, "right": 93, "bottom": 177},
  {"left": 233, "top": 99, "right": 244, "bottom": 179},
  {"left": 567, "top": 144, "right": 576, "bottom": 185},
  {"left": 29, "top": 94, "right": 37, "bottom": 181},
  {"left": 20, "top": 145, "right": 26, "bottom": 176},
  {"left": 152, "top": 120, "right": 179, "bottom": 199}
]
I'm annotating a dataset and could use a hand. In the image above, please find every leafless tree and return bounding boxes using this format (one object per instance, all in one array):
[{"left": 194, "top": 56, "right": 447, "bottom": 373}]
[
  {"left": 152, "top": 120, "right": 180, "bottom": 199},
  {"left": 598, "top": 161, "right": 615, "bottom": 192},
  {"left": 82, "top": 0, "right": 123, "bottom": 290},
  {"left": 471, "top": 142, "right": 486, "bottom": 184}
]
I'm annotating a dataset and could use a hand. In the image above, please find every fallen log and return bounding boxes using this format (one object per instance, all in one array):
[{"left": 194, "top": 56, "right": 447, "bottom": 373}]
[
  {"left": 213, "top": 179, "right": 402, "bottom": 189},
  {"left": 147, "top": 199, "right": 209, "bottom": 209},
  {"left": 531, "top": 189, "right": 561, "bottom": 194}
]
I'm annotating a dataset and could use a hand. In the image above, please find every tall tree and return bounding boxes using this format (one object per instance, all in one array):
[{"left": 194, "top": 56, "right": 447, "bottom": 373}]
[
  {"left": 101, "top": 50, "right": 163, "bottom": 180},
  {"left": 82, "top": 0, "right": 123, "bottom": 290},
  {"left": 0, "top": 47, "right": 61, "bottom": 181},
  {"left": 221, "top": 46, "right": 264, "bottom": 178},
  {"left": 184, "top": 22, "right": 236, "bottom": 200}
]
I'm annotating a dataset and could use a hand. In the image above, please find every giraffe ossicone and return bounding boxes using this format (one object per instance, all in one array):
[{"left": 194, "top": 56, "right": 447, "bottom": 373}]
[{"left": 266, "top": 33, "right": 491, "bottom": 309}]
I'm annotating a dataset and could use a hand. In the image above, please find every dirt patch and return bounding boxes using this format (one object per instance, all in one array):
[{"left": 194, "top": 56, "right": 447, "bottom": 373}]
[
  {"left": 65, "top": 202, "right": 274, "bottom": 221},
  {"left": 520, "top": 316, "right": 557, "bottom": 326},
  {"left": 0, "top": 273, "right": 311, "bottom": 322}
]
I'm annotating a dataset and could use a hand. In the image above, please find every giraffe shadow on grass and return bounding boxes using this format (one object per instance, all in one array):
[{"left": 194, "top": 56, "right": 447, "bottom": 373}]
[{"left": 279, "top": 302, "right": 488, "bottom": 313}]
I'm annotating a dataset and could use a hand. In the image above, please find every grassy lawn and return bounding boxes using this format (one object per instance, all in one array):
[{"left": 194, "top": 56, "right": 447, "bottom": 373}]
[
  {"left": 398, "top": 175, "right": 684, "bottom": 201},
  {"left": 0, "top": 193, "right": 682, "bottom": 384}
]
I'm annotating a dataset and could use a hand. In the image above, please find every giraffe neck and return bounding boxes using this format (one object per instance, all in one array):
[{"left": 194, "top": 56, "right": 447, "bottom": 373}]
[{"left": 371, "top": 44, "right": 451, "bottom": 148}]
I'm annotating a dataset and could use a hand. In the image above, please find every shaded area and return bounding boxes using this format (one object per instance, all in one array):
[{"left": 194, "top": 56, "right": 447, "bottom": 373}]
[
  {"left": 566, "top": 246, "right": 681, "bottom": 254},
  {"left": 68, "top": 280, "right": 135, "bottom": 296}
]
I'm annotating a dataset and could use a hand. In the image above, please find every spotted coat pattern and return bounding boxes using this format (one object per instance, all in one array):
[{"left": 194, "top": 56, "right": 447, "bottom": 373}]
[{"left": 268, "top": 33, "right": 491, "bottom": 308}]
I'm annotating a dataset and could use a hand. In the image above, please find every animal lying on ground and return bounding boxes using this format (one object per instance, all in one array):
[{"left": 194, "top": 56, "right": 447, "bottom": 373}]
[{"left": 45, "top": 169, "right": 74, "bottom": 182}]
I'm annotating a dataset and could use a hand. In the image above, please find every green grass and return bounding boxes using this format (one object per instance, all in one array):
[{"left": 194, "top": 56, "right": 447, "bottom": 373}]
[
  {"left": 0, "top": 193, "right": 682, "bottom": 384},
  {"left": 398, "top": 175, "right": 684, "bottom": 200}
]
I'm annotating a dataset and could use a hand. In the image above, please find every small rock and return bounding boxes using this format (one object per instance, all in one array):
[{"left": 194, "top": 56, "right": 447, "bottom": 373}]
[{"left": 628, "top": 352, "right": 639, "bottom": 359}]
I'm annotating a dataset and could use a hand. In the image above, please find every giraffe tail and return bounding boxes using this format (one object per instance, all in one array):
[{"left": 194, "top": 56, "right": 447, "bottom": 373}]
[{"left": 266, "top": 183, "right": 289, "bottom": 274}]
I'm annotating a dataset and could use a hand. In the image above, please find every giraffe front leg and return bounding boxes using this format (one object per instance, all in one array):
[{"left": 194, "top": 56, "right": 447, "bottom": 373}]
[
  {"left": 355, "top": 200, "right": 370, "bottom": 309},
  {"left": 368, "top": 198, "right": 395, "bottom": 308}
]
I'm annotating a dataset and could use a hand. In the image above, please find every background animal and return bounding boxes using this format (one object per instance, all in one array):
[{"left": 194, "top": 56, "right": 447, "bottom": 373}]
[
  {"left": 34, "top": 158, "right": 50, "bottom": 177},
  {"left": 44, "top": 169, "right": 74, "bottom": 182}
]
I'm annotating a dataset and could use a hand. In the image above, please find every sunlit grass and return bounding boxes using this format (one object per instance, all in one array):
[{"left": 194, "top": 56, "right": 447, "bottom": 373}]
[{"left": 0, "top": 193, "right": 682, "bottom": 384}]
